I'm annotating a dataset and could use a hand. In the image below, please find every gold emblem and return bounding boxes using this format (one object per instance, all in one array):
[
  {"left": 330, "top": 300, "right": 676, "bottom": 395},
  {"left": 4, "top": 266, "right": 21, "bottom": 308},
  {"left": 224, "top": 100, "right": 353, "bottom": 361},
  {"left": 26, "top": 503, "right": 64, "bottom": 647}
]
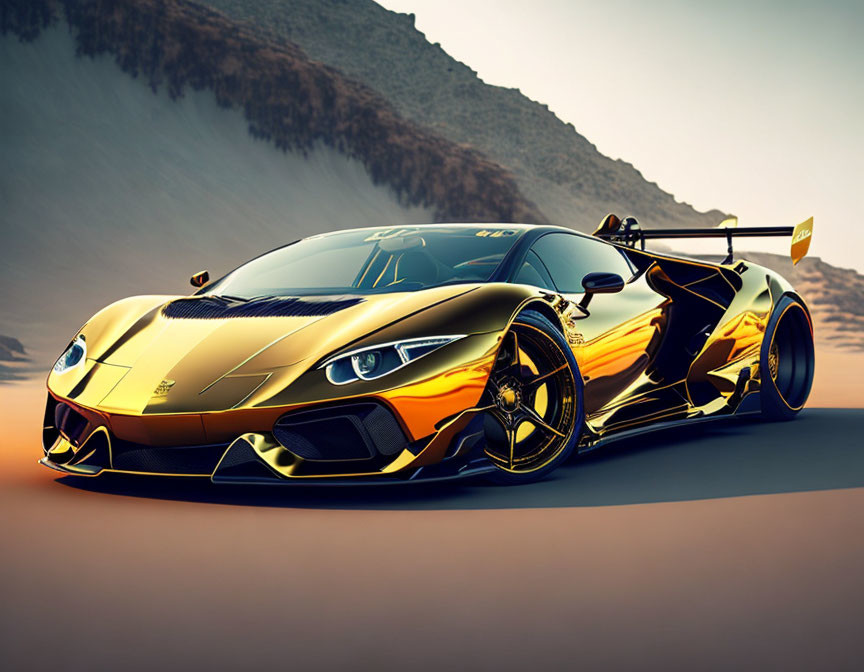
[
  {"left": 564, "top": 316, "right": 585, "bottom": 345},
  {"left": 153, "top": 379, "right": 175, "bottom": 396}
]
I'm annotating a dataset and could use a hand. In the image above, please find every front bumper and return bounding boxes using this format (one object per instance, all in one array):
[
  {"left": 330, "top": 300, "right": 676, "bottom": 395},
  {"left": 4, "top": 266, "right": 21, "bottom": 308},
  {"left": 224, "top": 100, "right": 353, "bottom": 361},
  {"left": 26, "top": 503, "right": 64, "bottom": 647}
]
[{"left": 40, "top": 394, "right": 495, "bottom": 484}]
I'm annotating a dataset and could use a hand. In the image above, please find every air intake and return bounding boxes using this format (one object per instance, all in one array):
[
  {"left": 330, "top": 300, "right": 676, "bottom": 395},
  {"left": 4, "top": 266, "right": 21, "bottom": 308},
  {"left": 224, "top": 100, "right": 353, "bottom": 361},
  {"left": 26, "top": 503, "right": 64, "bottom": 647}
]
[
  {"left": 273, "top": 402, "right": 407, "bottom": 461},
  {"left": 162, "top": 295, "right": 364, "bottom": 319},
  {"left": 54, "top": 402, "right": 90, "bottom": 446}
]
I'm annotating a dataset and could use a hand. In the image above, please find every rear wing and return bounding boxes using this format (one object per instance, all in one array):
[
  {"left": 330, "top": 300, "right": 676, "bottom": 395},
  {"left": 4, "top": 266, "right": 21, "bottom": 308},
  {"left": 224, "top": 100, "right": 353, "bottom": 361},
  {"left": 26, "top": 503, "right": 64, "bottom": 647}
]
[{"left": 593, "top": 215, "right": 813, "bottom": 265}]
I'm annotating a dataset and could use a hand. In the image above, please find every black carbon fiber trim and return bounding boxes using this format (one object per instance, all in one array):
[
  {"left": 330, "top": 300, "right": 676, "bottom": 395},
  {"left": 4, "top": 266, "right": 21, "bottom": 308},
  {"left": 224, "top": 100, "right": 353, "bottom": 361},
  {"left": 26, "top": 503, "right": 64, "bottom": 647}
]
[
  {"left": 162, "top": 295, "right": 363, "bottom": 319},
  {"left": 111, "top": 439, "right": 228, "bottom": 474},
  {"left": 216, "top": 439, "right": 261, "bottom": 471},
  {"left": 273, "top": 402, "right": 407, "bottom": 461},
  {"left": 211, "top": 439, "right": 281, "bottom": 482},
  {"left": 275, "top": 416, "right": 375, "bottom": 461},
  {"left": 362, "top": 404, "right": 408, "bottom": 456},
  {"left": 272, "top": 428, "right": 332, "bottom": 460}
]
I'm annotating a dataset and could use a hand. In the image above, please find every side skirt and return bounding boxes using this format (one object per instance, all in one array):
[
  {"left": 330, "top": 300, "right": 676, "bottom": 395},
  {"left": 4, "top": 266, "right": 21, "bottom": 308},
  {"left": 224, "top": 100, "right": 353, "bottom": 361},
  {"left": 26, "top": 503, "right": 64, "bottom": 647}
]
[{"left": 578, "top": 395, "right": 762, "bottom": 455}]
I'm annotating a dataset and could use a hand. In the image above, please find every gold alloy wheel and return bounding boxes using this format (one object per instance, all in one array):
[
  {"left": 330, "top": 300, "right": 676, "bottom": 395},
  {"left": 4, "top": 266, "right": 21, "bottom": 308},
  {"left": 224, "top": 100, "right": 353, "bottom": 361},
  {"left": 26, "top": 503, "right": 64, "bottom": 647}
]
[
  {"left": 768, "top": 341, "right": 780, "bottom": 380},
  {"left": 483, "top": 323, "right": 578, "bottom": 474}
]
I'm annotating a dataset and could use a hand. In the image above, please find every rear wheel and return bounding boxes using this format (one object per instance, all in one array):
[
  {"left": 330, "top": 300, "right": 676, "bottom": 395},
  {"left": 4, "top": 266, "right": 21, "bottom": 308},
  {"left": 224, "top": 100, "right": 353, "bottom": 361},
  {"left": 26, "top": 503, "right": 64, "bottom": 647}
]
[
  {"left": 760, "top": 296, "right": 815, "bottom": 420},
  {"left": 481, "top": 310, "right": 583, "bottom": 485}
]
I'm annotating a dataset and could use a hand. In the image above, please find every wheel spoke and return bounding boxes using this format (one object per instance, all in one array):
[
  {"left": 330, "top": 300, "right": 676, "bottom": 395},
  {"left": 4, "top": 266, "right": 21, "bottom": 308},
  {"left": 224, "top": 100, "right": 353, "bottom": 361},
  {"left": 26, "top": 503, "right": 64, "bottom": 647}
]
[
  {"left": 508, "top": 426, "right": 516, "bottom": 469},
  {"left": 523, "top": 363, "right": 568, "bottom": 391},
  {"left": 520, "top": 404, "right": 566, "bottom": 438},
  {"left": 487, "top": 407, "right": 510, "bottom": 431}
]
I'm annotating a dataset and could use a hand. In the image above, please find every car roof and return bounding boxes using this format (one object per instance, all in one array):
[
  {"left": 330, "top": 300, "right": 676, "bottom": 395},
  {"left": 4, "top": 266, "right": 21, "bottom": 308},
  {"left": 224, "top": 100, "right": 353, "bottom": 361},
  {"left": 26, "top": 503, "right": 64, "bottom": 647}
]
[
  {"left": 307, "top": 222, "right": 595, "bottom": 244},
  {"left": 311, "top": 222, "right": 541, "bottom": 236}
]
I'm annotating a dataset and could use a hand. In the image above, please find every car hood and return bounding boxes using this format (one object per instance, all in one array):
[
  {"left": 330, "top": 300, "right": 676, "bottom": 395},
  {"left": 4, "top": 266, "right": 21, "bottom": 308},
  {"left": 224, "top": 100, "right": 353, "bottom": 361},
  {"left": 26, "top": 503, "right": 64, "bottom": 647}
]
[{"left": 48, "top": 285, "right": 483, "bottom": 414}]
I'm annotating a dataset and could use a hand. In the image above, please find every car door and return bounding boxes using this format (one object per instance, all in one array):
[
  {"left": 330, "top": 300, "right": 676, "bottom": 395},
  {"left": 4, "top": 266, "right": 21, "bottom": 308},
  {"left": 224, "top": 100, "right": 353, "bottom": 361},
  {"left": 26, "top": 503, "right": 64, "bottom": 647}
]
[{"left": 527, "top": 233, "right": 675, "bottom": 434}]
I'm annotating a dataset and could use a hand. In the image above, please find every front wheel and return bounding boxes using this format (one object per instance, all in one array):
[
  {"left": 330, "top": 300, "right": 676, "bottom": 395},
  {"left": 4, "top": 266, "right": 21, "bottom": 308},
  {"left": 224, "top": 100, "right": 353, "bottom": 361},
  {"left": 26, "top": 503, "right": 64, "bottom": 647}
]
[{"left": 481, "top": 310, "right": 584, "bottom": 485}]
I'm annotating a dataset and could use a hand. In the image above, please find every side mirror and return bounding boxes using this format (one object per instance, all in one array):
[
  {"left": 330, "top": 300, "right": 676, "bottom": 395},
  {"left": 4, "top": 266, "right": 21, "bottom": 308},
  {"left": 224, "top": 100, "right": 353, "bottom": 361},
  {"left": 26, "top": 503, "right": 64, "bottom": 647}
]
[
  {"left": 190, "top": 270, "right": 210, "bottom": 288},
  {"left": 577, "top": 272, "right": 624, "bottom": 312},
  {"left": 582, "top": 272, "right": 624, "bottom": 294}
]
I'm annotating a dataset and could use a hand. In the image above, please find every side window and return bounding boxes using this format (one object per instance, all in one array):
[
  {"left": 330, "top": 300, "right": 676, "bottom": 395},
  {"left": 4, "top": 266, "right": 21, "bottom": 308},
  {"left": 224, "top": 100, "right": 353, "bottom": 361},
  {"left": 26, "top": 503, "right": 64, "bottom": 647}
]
[
  {"left": 513, "top": 250, "right": 555, "bottom": 290},
  {"left": 531, "top": 233, "right": 631, "bottom": 293}
]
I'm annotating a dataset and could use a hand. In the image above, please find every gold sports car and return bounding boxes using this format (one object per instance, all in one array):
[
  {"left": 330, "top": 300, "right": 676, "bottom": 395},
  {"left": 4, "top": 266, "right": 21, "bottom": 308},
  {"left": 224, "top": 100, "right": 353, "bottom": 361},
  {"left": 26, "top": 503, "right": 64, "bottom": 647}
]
[{"left": 41, "top": 216, "right": 815, "bottom": 485}]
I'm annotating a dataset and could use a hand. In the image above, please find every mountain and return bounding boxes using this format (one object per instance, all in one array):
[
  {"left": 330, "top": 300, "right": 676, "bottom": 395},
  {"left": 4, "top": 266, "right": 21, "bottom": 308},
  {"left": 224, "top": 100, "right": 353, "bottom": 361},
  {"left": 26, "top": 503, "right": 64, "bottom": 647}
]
[
  {"left": 203, "top": 0, "right": 729, "bottom": 230},
  {"left": 1, "top": 0, "right": 862, "bottom": 371}
]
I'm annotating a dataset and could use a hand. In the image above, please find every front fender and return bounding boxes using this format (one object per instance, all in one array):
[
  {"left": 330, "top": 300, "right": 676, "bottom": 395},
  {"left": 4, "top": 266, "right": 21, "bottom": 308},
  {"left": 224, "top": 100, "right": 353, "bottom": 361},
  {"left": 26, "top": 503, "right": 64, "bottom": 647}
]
[{"left": 47, "top": 295, "right": 177, "bottom": 398}]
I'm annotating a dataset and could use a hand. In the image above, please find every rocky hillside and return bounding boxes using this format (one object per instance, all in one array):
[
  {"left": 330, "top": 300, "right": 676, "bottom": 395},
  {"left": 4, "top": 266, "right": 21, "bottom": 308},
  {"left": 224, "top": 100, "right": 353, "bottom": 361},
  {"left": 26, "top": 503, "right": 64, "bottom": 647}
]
[
  {"left": 2, "top": 0, "right": 542, "bottom": 224},
  {"left": 203, "top": 0, "right": 728, "bottom": 230}
]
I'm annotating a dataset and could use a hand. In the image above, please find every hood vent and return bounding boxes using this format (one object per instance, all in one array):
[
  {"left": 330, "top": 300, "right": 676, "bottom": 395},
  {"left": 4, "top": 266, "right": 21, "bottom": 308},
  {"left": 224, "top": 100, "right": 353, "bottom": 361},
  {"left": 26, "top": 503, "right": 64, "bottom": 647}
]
[{"left": 162, "top": 296, "right": 364, "bottom": 320}]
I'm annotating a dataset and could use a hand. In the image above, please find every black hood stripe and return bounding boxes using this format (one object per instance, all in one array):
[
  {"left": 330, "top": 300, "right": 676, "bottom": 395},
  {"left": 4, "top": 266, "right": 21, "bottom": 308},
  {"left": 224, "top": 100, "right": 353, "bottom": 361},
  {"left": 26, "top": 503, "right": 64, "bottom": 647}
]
[{"left": 162, "top": 296, "right": 365, "bottom": 320}]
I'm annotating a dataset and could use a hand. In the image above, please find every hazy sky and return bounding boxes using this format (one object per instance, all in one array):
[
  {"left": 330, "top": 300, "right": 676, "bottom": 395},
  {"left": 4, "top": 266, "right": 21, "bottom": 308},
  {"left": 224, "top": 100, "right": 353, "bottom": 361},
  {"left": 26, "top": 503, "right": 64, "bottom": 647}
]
[{"left": 378, "top": 0, "right": 864, "bottom": 272}]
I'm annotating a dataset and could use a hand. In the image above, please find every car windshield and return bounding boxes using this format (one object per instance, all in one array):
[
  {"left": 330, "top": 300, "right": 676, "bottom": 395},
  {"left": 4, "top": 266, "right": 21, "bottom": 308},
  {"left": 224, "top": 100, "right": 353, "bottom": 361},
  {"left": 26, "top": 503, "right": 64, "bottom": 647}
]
[{"left": 203, "top": 226, "right": 524, "bottom": 298}]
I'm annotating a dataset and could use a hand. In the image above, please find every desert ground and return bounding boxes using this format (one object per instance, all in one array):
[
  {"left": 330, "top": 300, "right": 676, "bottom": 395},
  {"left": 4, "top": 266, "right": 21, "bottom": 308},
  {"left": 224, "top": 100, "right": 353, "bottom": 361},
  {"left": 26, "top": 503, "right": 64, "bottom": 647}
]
[{"left": 1, "top": 352, "right": 862, "bottom": 671}]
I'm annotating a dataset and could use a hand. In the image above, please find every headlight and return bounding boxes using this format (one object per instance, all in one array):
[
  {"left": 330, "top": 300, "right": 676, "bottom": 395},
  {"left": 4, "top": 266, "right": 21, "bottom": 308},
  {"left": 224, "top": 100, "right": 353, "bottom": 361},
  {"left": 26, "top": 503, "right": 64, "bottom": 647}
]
[
  {"left": 53, "top": 335, "right": 86, "bottom": 374},
  {"left": 322, "top": 335, "right": 465, "bottom": 385}
]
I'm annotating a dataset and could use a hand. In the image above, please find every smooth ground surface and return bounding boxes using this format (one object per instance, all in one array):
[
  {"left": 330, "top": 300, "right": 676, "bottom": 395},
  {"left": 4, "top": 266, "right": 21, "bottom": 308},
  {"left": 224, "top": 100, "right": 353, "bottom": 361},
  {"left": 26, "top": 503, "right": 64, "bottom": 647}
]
[{"left": 1, "top": 379, "right": 862, "bottom": 670}]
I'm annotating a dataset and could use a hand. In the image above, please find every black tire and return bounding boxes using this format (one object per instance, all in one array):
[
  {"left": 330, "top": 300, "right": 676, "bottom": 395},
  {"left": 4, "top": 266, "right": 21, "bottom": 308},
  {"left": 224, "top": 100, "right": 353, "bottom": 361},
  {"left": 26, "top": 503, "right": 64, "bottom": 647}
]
[
  {"left": 481, "top": 309, "right": 584, "bottom": 485},
  {"left": 760, "top": 295, "right": 815, "bottom": 421}
]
